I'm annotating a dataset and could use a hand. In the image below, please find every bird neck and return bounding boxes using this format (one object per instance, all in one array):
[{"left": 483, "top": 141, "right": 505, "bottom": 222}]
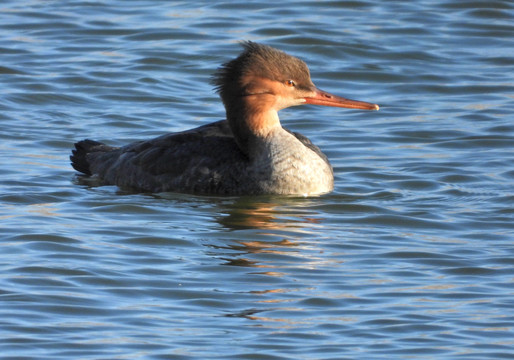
[{"left": 224, "top": 94, "right": 281, "bottom": 156}]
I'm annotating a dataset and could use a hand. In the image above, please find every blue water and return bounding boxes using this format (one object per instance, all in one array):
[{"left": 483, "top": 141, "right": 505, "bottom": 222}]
[{"left": 1, "top": 1, "right": 513, "bottom": 359}]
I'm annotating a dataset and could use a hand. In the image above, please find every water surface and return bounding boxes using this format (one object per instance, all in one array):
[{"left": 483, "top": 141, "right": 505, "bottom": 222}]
[{"left": 1, "top": 1, "right": 513, "bottom": 359}]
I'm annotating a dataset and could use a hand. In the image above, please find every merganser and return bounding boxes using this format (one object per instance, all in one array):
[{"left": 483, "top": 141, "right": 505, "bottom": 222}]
[{"left": 71, "top": 41, "right": 378, "bottom": 195}]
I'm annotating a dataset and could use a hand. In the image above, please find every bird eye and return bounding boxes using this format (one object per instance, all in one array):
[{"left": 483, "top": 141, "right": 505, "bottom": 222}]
[{"left": 285, "top": 79, "right": 296, "bottom": 87}]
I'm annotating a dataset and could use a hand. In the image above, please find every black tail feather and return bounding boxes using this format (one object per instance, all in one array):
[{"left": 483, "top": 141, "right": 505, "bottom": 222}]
[{"left": 70, "top": 139, "right": 109, "bottom": 175}]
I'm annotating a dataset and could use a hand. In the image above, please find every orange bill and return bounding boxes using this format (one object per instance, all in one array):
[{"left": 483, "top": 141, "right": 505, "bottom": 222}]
[{"left": 305, "top": 88, "right": 379, "bottom": 110}]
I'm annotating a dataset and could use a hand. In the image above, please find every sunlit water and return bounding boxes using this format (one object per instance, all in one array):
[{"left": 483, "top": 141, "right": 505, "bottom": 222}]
[{"left": 1, "top": 1, "right": 513, "bottom": 359}]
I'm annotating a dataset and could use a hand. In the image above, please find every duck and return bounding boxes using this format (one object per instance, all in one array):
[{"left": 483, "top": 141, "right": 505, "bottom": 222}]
[{"left": 70, "top": 41, "right": 378, "bottom": 196}]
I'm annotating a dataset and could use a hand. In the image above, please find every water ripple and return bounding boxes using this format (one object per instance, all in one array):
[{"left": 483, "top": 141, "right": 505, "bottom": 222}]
[{"left": 1, "top": 0, "right": 513, "bottom": 359}]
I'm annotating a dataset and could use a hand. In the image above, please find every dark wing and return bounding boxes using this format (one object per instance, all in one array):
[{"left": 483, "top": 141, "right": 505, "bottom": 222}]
[{"left": 86, "top": 120, "right": 248, "bottom": 193}]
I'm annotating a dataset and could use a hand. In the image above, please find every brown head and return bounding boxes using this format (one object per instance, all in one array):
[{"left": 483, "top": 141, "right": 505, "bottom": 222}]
[{"left": 212, "top": 42, "right": 378, "bottom": 152}]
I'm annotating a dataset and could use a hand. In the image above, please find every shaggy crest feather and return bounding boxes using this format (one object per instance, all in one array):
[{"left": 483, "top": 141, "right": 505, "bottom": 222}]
[{"left": 211, "top": 41, "right": 312, "bottom": 100}]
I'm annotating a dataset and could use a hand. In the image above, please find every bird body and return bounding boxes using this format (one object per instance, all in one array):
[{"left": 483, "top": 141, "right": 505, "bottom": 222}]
[{"left": 71, "top": 42, "right": 378, "bottom": 195}]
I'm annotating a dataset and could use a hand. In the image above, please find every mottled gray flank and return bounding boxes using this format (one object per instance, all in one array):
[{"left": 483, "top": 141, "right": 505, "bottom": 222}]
[{"left": 72, "top": 120, "right": 333, "bottom": 195}]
